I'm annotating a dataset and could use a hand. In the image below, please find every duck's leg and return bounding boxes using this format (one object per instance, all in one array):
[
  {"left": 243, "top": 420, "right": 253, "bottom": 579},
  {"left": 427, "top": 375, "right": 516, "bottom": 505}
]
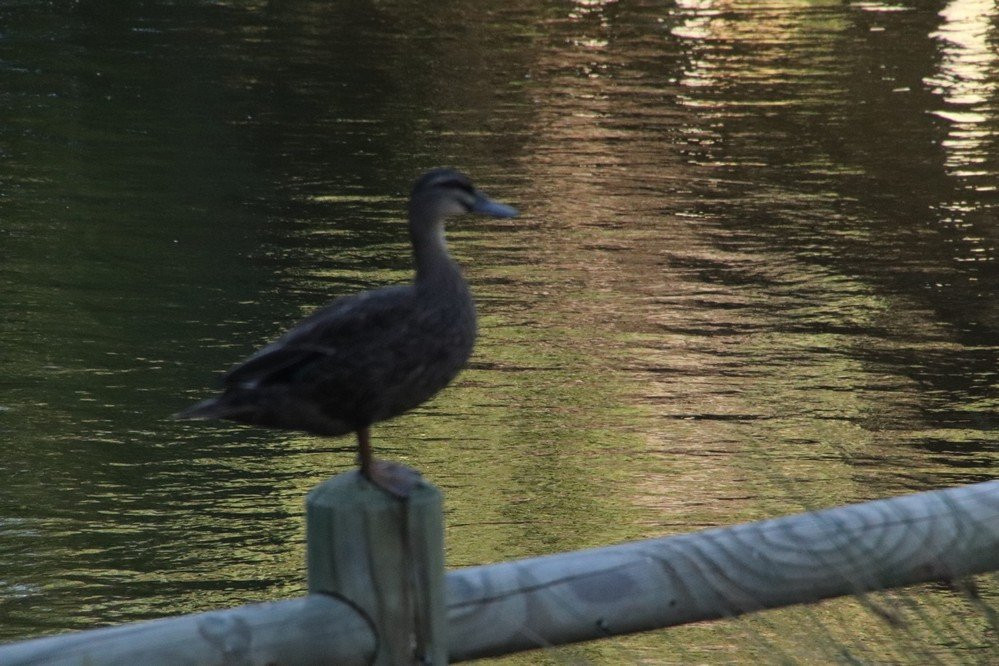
[
  {"left": 355, "top": 427, "right": 421, "bottom": 499},
  {"left": 357, "top": 426, "right": 373, "bottom": 478}
]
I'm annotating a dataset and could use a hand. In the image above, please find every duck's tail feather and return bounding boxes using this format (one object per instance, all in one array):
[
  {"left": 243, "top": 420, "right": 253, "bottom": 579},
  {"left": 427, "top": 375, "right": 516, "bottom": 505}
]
[{"left": 174, "top": 397, "right": 227, "bottom": 420}]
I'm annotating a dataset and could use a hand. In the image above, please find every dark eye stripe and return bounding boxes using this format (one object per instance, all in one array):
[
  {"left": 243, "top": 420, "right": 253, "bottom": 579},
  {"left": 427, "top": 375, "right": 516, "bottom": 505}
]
[{"left": 436, "top": 178, "right": 475, "bottom": 194}]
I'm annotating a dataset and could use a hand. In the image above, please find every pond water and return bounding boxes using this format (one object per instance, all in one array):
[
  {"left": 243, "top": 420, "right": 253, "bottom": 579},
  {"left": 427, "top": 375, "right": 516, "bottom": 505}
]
[{"left": 1, "top": 0, "right": 996, "bottom": 662}]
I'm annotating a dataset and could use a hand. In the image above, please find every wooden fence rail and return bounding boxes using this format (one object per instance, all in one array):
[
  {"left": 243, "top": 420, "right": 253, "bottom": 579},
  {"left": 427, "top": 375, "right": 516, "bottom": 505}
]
[
  {"left": 446, "top": 478, "right": 999, "bottom": 660},
  {"left": 0, "top": 476, "right": 996, "bottom": 664}
]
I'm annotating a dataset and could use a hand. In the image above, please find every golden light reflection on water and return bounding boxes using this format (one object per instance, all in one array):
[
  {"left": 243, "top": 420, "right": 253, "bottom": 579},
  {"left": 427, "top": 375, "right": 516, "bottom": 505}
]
[
  {"left": 1, "top": 0, "right": 996, "bottom": 662},
  {"left": 470, "top": 0, "right": 998, "bottom": 662},
  {"left": 928, "top": 0, "right": 999, "bottom": 178}
]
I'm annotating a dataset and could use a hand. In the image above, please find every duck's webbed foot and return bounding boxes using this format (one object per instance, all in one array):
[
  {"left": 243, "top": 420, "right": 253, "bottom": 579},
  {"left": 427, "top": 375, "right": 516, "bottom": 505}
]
[
  {"left": 355, "top": 427, "right": 422, "bottom": 498},
  {"left": 365, "top": 459, "right": 423, "bottom": 499}
]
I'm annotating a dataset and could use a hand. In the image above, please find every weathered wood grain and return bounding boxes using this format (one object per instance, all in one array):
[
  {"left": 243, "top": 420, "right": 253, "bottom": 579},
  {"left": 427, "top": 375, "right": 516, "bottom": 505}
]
[
  {"left": 307, "top": 468, "right": 446, "bottom": 665},
  {"left": 0, "top": 478, "right": 994, "bottom": 664},
  {"left": 0, "top": 594, "right": 373, "bottom": 665},
  {"left": 444, "top": 479, "right": 999, "bottom": 661}
]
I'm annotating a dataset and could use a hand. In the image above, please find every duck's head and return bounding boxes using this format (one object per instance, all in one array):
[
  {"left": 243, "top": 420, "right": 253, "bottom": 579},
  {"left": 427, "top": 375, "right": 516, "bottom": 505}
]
[{"left": 409, "top": 168, "right": 518, "bottom": 222}]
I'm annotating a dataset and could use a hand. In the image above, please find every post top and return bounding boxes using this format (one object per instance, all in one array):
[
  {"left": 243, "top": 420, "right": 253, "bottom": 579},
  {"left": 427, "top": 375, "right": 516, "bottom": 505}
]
[{"left": 307, "top": 468, "right": 441, "bottom": 509}]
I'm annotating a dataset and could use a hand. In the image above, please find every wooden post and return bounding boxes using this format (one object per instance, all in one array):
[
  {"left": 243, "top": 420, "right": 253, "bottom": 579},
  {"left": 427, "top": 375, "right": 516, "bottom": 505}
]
[{"left": 306, "top": 469, "right": 447, "bottom": 665}]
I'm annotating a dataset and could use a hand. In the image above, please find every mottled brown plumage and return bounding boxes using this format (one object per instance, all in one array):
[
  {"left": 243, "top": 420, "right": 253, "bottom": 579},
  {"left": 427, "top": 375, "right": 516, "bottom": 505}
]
[{"left": 177, "top": 169, "right": 518, "bottom": 496}]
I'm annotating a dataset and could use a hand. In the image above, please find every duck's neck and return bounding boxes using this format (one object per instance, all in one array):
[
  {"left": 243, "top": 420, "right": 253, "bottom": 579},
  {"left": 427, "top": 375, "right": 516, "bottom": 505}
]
[{"left": 409, "top": 211, "right": 462, "bottom": 288}]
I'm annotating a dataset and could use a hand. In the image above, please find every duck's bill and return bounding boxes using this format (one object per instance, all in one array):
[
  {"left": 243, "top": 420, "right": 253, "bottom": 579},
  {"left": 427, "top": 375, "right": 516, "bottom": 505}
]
[{"left": 472, "top": 193, "right": 518, "bottom": 218}]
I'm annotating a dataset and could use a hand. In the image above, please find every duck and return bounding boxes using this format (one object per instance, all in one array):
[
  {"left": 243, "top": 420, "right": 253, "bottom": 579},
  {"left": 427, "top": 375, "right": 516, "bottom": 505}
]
[{"left": 176, "top": 168, "right": 518, "bottom": 497}]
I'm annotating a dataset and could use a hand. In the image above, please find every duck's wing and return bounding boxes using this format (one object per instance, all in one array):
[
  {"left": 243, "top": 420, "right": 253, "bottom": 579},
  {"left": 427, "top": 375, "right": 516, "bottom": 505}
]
[{"left": 222, "top": 285, "right": 415, "bottom": 389}]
